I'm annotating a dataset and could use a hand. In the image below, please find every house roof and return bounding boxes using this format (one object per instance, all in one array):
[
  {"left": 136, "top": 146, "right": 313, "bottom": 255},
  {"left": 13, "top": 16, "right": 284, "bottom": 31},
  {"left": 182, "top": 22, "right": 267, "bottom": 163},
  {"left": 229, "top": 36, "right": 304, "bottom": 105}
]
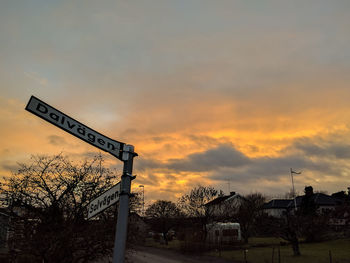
[
  {"left": 204, "top": 193, "right": 243, "bottom": 207},
  {"left": 264, "top": 193, "right": 344, "bottom": 210},
  {"left": 204, "top": 196, "right": 229, "bottom": 207},
  {"left": 287, "top": 193, "right": 343, "bottom": 209},
  {"left": 263, "top": 199, "right": 292, "bottom": 209},
  {"left": 313, "top": 193, "right": 343, "bottom": 205}
]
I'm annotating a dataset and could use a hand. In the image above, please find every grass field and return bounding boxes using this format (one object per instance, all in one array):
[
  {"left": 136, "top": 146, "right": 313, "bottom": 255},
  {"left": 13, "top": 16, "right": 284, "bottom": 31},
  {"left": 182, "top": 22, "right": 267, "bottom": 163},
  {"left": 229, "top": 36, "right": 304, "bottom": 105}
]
[
  {"left": 211, "top": 238, "right": 350, "bottom": 263},
  {"left": 146, "top": 237, "right": 350, "bottom": 263}
]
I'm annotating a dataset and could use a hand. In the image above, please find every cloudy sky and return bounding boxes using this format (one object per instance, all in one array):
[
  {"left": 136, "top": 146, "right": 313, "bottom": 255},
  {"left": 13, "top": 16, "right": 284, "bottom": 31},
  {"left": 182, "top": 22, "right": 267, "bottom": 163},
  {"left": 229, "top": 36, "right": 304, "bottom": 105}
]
[{"left": 1, "top": 0, "right": 350, "bottom": 203}]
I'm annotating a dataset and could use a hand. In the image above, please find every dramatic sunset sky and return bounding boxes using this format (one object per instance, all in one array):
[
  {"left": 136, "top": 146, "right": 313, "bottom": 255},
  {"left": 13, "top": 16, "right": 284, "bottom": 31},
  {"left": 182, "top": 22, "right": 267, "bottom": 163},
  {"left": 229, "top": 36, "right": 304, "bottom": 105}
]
[{"left": 1, "top": 1, "right": 350, "bottom": 203}]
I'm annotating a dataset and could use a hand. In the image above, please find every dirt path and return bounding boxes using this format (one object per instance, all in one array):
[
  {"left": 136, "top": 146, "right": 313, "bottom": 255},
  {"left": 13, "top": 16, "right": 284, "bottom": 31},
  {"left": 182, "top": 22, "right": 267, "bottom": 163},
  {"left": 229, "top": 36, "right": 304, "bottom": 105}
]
[{"left": 127, "top": 246, "right": 239, "bottom": 263}]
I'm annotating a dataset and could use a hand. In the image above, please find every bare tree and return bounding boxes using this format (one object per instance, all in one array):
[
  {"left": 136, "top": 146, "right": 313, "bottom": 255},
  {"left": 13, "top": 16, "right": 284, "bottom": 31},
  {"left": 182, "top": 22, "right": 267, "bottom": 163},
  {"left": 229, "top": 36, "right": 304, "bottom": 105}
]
[
  {"left": 145, "top": 200, "right": 182, "bottom": 245},
  {"left": 0, "top": 154, "right": 121, "bottom": 263},
  {"left": 284, "top": 188, "right": 300, "bottom": 199},
  {"left": 177, "top": 186, "right": 223, "bottom": 244},
  {"left": 275, "top": 212, "right": 301, "bottom": 256},
  {"left": 178, "top": 186, "right": 222, "bottom": 218},
  {"left": 229, "top": 193, "right": 265, "bottom": 243}
]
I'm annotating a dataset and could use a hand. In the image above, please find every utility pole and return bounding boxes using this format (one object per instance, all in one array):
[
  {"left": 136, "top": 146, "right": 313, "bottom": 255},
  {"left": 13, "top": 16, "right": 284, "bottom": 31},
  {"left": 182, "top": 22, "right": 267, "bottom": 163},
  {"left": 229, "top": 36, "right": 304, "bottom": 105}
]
[{"left": 290, "top": 168, "right": 301, "bottom": 211}]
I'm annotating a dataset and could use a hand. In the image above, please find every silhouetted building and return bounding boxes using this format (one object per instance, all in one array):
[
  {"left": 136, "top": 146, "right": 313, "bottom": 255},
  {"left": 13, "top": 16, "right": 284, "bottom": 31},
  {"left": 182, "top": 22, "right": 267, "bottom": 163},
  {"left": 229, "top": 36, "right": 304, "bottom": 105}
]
[{"left": 262, "top": 199, "right": 292, "bottom": 218}]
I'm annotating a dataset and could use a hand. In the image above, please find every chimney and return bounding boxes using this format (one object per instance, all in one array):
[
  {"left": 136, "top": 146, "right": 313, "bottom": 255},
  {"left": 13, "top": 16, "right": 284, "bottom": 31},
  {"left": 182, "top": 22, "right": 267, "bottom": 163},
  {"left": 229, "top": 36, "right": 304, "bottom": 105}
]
[{"left": 304, "top": 186, "right": 313, "bottom": 196}]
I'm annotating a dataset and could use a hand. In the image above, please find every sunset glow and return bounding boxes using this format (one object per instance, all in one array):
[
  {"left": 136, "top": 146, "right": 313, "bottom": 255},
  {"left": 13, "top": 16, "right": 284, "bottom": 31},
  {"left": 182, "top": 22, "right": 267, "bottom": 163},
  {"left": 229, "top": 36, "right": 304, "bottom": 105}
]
[{"left": 1, "top": 1, "right": 350, "bottom": 204}]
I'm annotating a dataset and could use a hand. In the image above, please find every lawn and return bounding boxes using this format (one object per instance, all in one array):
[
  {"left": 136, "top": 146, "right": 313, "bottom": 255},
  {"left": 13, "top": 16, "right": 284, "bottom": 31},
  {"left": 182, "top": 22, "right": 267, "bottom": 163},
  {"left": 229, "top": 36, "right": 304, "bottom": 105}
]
[
  {"left": 146, "top": 237, "right": 350, "bottom": 263},
  {"left": 212, "top": 238, "right": 350, "bottom": 263}
]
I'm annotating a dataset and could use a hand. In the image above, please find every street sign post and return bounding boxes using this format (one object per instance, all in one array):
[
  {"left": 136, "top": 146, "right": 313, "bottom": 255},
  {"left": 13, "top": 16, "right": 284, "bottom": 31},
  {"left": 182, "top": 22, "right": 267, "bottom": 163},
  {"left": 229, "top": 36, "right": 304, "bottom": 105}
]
[
  {"left": 113, "top": 145, "right": 135, "bottom": 263},
  {"left": 25, "top": 96, "right": 137, "bottom": 263},
  {"left": 88, "top": 182, "right": 121, "bottom": 219}
]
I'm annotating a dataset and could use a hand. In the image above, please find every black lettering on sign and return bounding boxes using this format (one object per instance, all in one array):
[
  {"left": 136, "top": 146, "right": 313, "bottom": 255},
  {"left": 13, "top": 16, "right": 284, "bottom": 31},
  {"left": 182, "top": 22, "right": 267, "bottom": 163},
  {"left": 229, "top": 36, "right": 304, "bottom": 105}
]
[
  {"left": 36, "top": 103, "right": 48, "bottom": 114},
  {"left": 87, "top": 133, "right": 95, "bottom": 143},
  {"left": 77, "top": 125, "right": 86, "bottom": 136},
  {"left": 107, "top": 142, "right": 116, "bottom": 151},
  {"left": 50, "top": 112, "right": 59, "bottom": 122},
  {"left": 66, "top": 121, "right": 75, "bottom": 129}
]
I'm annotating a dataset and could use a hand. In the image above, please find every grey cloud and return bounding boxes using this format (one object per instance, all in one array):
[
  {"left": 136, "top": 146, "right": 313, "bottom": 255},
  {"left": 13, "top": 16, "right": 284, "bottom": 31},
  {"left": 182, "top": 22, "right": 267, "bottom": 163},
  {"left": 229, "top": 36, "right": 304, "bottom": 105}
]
[
  {"left": 135, "top": 158, "right": 160, "bottom": 171},
  {"left": 0, "top": 161, "right": 18, "bottom": 172},
  {"left": 167, "top": 144, "right": 251, "bottom": 172},
  {"left": 47, "top": 135, "right": 67, "bottom": 146},
  {"left": 151, "top": 136, "right": 175, "bottom": 143},
  {"left": 136, "top": 142, "right": 337, "bottom": 179},
  {"left": 207, "top": 155, "right": 309, "bottom": 183},
  {"left": 133, "top": 137, "right": 350, "bottom": 192},
  {"left": 207, "top": 141, "right": 350, "bottom": 186},
  {"left": 135, "top": 175, "right": 159, "bottom": 186},
  {"left": 294, "top": 137, "right": 350, "bottom": 160},
  {"left": 186, "top": 134, "right": 225, "bottom": 146},
  {"left": 329, "top": 145, "right": 350, "bottom": 159}
]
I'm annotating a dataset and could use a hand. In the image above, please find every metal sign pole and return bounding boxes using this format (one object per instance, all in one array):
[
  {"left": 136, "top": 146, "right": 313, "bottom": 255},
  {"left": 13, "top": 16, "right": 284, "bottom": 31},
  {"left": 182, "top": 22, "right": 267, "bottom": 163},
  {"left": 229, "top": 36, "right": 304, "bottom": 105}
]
[{"left": 112, "top": 145, "right": 136, "bottom": 263}]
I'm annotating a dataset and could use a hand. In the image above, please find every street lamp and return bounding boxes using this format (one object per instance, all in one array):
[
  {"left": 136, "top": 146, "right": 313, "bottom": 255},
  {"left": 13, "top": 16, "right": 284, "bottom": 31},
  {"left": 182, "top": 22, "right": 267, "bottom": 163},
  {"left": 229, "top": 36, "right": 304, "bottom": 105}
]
[{"left": 139, "top": 185, "right": 144, "bottom": 216}]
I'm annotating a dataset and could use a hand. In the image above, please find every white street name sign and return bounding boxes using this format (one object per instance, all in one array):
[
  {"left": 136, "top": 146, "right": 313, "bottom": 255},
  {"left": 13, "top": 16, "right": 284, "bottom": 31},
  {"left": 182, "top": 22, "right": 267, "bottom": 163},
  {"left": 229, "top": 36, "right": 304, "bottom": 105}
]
[
  {"left": 88, "top": 183, "right": 121, "bottom": 219},
  {"left": 26, "top": 96, "right": 125, "bottom": 160}
]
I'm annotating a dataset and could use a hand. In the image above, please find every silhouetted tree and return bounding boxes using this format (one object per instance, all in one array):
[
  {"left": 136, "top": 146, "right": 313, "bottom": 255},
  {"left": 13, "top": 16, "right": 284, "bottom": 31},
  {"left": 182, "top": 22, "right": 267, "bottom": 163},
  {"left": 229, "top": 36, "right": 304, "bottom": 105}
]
[
  {"left": 276, "top": 212, "right": 301, "bottom": 256},
  {"left": 230, "top": 193, "right": 265, "bottom": 243},
  {"left": 177, "top": 186, "right": 223, "bottom": 244},
  {"left": 0, "top": 154, "right": 126, "bottom": 263},
  {"left": 145, "top": 200, "right": 182, "bottom": 245},
  {"left": 284, "top": 188, "right": 300, "bottom": 199},
  {"left": 178, "top": 186, "right": 222, "bottom": 218}
]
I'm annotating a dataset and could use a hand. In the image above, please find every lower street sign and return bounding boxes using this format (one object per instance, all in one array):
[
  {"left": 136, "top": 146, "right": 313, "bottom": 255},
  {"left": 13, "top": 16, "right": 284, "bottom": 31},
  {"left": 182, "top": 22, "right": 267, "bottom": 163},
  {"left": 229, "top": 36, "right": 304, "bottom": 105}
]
[{"left": 88, "top": 182, "right": 121, "bottom": 219}]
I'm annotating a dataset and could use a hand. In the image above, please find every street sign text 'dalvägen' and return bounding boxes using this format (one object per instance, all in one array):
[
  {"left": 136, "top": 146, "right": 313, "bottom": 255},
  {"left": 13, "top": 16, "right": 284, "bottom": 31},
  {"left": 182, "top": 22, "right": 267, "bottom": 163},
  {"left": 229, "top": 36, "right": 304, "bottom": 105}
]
[{"left": 26, "top": 96, "right": 125, "bottom": 160}]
